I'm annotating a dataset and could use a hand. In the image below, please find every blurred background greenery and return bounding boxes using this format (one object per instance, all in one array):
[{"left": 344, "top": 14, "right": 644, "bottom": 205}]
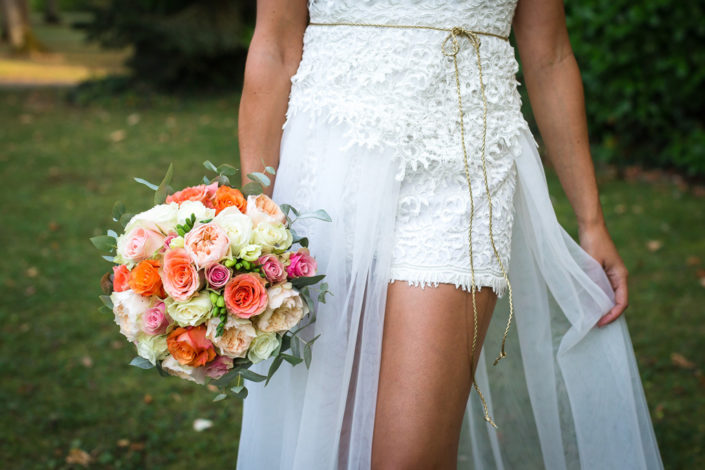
[{"left": 0, "top": 1, "right": 703, "bottom": 469}]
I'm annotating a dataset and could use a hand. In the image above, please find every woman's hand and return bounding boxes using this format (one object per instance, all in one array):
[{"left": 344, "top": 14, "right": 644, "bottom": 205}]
[{"left": 578, "top": 223, "right": 629, "bottom": 326}]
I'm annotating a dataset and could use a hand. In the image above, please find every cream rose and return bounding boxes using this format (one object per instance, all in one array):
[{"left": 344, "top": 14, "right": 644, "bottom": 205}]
[
  {"left": 110, "top": 290, "right": 152, "bottom": 342},
  {"left": 238, "top": 244, "right": 262, "bottom": 262},
  {"left": 125, "top": 202, "right": 179, "bottom": 234},
  {"left": 213, "top": 207, "right": 254, "bottom": 255},
  {"left": 251, "top": 222, "right": 293, "bottom": 254},
  {"left": 177, "top": 200, "right": 215, "bottom": 226},
  {"left": 205, "top": 316, "right": 257, "bottom": 358},
  {"left": 135, "top": 333, "right": 169, "bottom": 365},
  {"left": 256, "top": 282, "right": 309, "bottom": 333},
  {"left": 161, "top": 355, "right": 207, "bottom": 385},
  {"left": 165, "top": 292, "right": 212, "bottom": 327},
  {"left": 247, "top": 331, "right": 280, "bottom": 364}
]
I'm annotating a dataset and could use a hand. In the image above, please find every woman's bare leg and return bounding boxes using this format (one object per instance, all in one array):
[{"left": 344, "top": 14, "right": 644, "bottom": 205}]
[{"left": 371, "top": 281, "right": 498, "bottom": 470}]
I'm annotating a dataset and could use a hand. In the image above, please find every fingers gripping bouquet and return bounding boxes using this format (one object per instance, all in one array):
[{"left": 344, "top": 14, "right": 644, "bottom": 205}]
[{"left": 91, "top": 161, "right": 332, "bottom": 399}]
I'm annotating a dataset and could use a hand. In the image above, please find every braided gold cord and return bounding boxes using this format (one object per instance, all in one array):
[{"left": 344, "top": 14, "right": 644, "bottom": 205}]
[{"left": 308, "top": 21, "right": 515, "bottom": 429}]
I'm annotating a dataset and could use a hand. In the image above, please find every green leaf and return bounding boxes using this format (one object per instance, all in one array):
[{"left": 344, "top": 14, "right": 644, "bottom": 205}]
[
  {"left": 99, "top": 295, "right": 113, "bottom": 309},
  {"left": 154, "top": 163, "right": 174, "bottom": 205},
  {"left": 239, "top": 369, "right": 267, "bottom": 383},
  {"left": 102, "top": 255, "right": 115, "bottom": 263},
  {"left": 107, "top": 229, "right": 118, "bottom": 240},
  {"left": 212, "top": 393, "right": 228, "bottom": 402},
  {"left": 133, "top": 177, "right": 158, "bottom": 191},
  {"left": 203, "top": 160, "right": 218, "bottom": 173},
  {"left": 290, "top": 274, "right": 326, "bottom": 289},
  {"left": 303, "top": 342, "right": 313, "bottom": 368},
  {"left": 247, "top": 171, "right": 271, "bottom": 188},
  {"left": 231, "top": 385, "right": 249, "bottom": 399},
  {"left": 279, "top": 204, "right": 300, "bottom": 217},
  {"left": 281, "top": 353, "right": 304, "bottom": 366},
  {"left": 129, "top": 356, "right": 155, "bottom": 369},
  {"left": 98, "top": 305, "right": 112, "bottom": 316},
  {"left": 264, "top": 165, "right": 276, "bottom": 175},
  {"left": 112, "top": 201, "right": 125, "bottom": 221},
  {"left": 241, "top": 182, "right": 263, "bottom": 196},
  {"left": 217, "top": 164, "right": 239, "bottom": 176},
  {"left": 202, "top": 176, "right": 210, "bottom": 184},
  {"left": 90, "top": 235, "right": 116, "bottom": 252},
  {"left": 265, "top": 356, "right": 284, "bottom": 386},
  {"left": 290, "top": 335, "right": 301, "bottom": 357},
  {"left": 211, "top": 369, "right": 241, "bottom": 387},
  {"left": 296, "top": 209, "right": 332, "bottom": 222}
]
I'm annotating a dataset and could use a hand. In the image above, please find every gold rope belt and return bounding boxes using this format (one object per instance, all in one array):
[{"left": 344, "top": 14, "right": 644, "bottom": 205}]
[{"left": 308, "top": 21, "right": 515, "bottom": 428}]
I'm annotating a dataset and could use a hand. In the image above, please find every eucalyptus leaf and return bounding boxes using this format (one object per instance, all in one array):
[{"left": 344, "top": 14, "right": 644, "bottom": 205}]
[
  {"left": 264, "top": 166, "right": 276, "bottom": 175},
  {"left": 99, "top": 295, "right": 113, "bottom": 309},
  {"left": 203, "top": 160, "right": 218, "bottom": 173},
  {"left": 213, "top": 393, "right": 228, "bottom": 402},
  {"left": 102, "top": 255, "right": 115, "bottom": 263},
  {"left": 281, "top": 353, "right": 304, "bottom": 366},
  {"left": 107, "top": 229, "right": 118, "bottom": 240},
  {"left": 303, "top": 342, "right": 313, "bottom": 368},
  {"left": 265, "top": 355, "right": 284, "bottom": 386},
  {"left": 239, "top": 369, "right": 267, "bottom": 383},
  {"left": 217, "top": 164, "right": 239, "bottom": 176},
  {"left": 129, "top": 356, "right": 155, "bottom": 369},
  {"left": 290, "top": 274, "right": 326, "bottom": 289},
  {"left": 211, "top": 369, "right": 241, "bottom": 387},
  {"left": 231, "top": 385, "right": 249, "bottom": 399},
  {"left": 202, "top": 176, "right": 210, "bottom": 184},
  {"left": 241, "top": 182, "right": 263, "bottom": 196},
  {"left": 98, "top": 305, "right": 112, "bottom": 316},
  {"left": 112, "top": 201, "right": 125, "bottom": 221},
  {"left": 119, "top": 212, "right": 134, "bottom": 228},
  {"left": 154, "top": 163, "right": 174, "bottom": 205},
  {"left": 90, "top": 235, "right": 116, "bottom": 253},
  {"left": 133, "top": 177, "right": 158, "bottom": 191},
  {"left": 295, "top": 209, "right": 332, "bottom": 222},
  {"left": 279, "top": 204, "right": 299, "bottom": 217},
  {"left": 247, "top": 171, "right": 271, "bottom": 188}
]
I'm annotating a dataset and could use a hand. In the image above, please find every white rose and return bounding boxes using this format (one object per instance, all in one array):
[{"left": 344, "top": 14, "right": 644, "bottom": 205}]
[
  {"left": 256, "top": 282, "right": 309, "bottom": 333},
  {"left": 110, "top": 290, "right": 152, "bottom": 342},
  {"left": 135, "top": 333, "right": 169, "bottom": 365},
  {"left": 161, "top": 355, "right": 207, "bottom": 385},
  {"left": 247, "top": 332, "right": 280, "bottom": 364},
  {"left": 238, "top": 244, "right": 262, "bottom": 262},
  {"left": 251, "top": 222, "right": 292, "bottom": 254},
  {"left": 213, "top": 207, "right": 253, "bottom": 255},
  {"left": 165, "top": 292, "right": 212, "bottom": 327},
  {"left": 177, "top": 200, "right": 215, "bottom": 226},
  {"left": 205, "top": 316, "right": 256, "bottom": 358},
  {"left": 125, "top": 202, "right": 179, "bottom": 234}
]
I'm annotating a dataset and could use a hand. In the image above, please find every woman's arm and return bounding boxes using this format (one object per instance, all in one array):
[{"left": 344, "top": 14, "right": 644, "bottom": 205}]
[
  {"left": 512, "top": 0, "right": 628, "bottom": 326},
  {"left": 238, "top": 0, "right": 308, "bottom": 196}
]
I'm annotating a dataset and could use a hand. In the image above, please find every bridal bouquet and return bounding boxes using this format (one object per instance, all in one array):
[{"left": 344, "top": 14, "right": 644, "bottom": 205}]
[{"left": 90, "top": 161, "right": 331, "bottom": 399}]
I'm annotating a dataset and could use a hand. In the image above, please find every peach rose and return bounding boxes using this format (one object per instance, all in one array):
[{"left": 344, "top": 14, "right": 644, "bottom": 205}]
[
  {"left": 184, "top": 222, "right": 230, "bottom": 269},
  {"left": 166, "top": 182, "right": 218, "bottom": 209},
  {"left": 205, "top": 316, "right": 256, "bottom": 358},
  {"left": 223, "top": 273, "right": 268, "bottom": 319},
  {"left": 246, "top": 194, "right": 286, "bottom": 227},
  {"left": 112, "top": 265, "right": 131, "bottom": 292},
  {"left": 166, "top": 325, "right": 216, "bottom": 367},
  {"left": 118, "top": 227, "right": 165, "bottom": 263},
  {"left": 129, "top": 259, "right": 164, "bottom": 297},
  {"left": 160, "top": 247, "right": 201, "bottom": 301},
  {"left": 214, "top": 185, "right": 247, "bottom": 215}
]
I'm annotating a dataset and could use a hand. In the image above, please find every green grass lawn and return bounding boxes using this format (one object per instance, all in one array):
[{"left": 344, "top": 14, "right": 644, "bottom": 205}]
[{"left": 1, "top": 87, "right": 704, "bottom": 469}]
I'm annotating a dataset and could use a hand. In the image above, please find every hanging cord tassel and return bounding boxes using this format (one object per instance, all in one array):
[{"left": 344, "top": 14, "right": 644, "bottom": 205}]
[{"left": 307, "top": 21, "right": 515, "bottom": 428}]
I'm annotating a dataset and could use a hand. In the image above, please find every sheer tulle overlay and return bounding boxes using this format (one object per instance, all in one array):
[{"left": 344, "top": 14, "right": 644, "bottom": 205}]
[{"left": 236, "top": 111, "right": 663, "bottom": 469}]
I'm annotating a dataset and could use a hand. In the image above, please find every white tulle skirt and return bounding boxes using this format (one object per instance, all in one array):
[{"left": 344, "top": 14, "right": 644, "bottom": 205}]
[{"left": 235, "top": 109, "right": 664, "bottom": 470}]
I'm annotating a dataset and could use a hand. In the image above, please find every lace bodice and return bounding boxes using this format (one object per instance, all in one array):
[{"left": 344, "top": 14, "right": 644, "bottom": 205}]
[{"left": 284, "top": 0, "right": 531, "bottom": 182}]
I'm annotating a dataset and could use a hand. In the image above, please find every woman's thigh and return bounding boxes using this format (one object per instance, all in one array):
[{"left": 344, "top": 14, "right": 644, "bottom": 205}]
[{"left": 371, "top": 281, "right": 498, "bottom": 469}]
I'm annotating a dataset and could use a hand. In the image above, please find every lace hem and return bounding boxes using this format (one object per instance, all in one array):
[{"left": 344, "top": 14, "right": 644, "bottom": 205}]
[{"left": 389, "top": 263, "right": 508, "bottom": 298}]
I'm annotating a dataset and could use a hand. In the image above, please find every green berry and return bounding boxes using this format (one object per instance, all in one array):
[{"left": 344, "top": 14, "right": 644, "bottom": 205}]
[{"left": 216, "top": 296, "right": 225, "bottom": 308}]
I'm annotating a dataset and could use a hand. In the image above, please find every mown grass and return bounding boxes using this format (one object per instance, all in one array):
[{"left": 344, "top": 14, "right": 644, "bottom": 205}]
[{"left": 1, "top": 87, "right": 703, "bottom": 469}]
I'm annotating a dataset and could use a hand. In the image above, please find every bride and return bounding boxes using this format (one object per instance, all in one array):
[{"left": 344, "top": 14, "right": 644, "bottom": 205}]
[{"left": 236, "top": 1, "right": 664, "bottom": 469}]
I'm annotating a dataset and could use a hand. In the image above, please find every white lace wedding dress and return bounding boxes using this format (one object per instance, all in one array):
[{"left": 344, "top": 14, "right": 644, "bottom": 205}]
[{"left": 236, "top": 1, "right": 664, "bottom": 469}]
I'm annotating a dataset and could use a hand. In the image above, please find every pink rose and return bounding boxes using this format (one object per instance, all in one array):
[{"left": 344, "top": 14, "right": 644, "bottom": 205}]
[
  {"left": 160, "top": 231, "right": 179, "bottom": 254},
  {"left": 120, "top": 227, "right": 165, "bottom": 262},
  {"left": 184, "top": 222, "right": 231, "bottom": 270},
  {"left": 160, "top": 248, "right": 201, "bottom": 301},
  {"left": 205, "top": 263, "right": 232, "bottom": 289},
  {"left": 285, "top": 248, "right": 318, "bottom": 278},
  {"left": 166, "top": 182, "right": 218, "bottom": 209},
  {"left": 257, "top": 254, "right": 287, "bottom": 284},
  {"left": 204, "top": 355, "right": 234, "bottom": 380},
  {"left": 142, "top": 301, "right": 172, "bottom": 335}
]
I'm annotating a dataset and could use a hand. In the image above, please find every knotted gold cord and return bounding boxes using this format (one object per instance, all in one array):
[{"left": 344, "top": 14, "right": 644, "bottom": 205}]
[{"left": 308, "top": 21, "right": 515, "bottom": 428}]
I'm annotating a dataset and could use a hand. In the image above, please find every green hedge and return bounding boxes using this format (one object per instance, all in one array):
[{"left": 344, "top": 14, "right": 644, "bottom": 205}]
[{"left": 564, "top": 1, "right": 705, "bottom": 176}]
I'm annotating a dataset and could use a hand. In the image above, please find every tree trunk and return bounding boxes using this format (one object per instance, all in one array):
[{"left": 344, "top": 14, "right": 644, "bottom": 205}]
[
  {"left": 43, "top": 0, "right": 60, "bottom": 24},
  {"left": 0, "top": 0, "right": 45, "bottom": 52}
]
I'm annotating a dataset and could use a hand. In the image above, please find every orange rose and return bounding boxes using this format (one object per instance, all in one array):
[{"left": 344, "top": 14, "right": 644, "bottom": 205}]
[
  {"left": 112, "top": 264, "right": 131, "bottom": 292},
  {"left": 167, "top": 325, "right": 216, "bottom": 367},
  {"left": 166, "top": 182, "right": 218, "bottom": 209},
  {"left": 128, "top": 259, "right": 164, "bottom": 297},
  {"left": 223, "top": 273, "right": 269, "bottom": 319},
  {"left": 214, "top": 185, "right": 247, "bottom": 215}
]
